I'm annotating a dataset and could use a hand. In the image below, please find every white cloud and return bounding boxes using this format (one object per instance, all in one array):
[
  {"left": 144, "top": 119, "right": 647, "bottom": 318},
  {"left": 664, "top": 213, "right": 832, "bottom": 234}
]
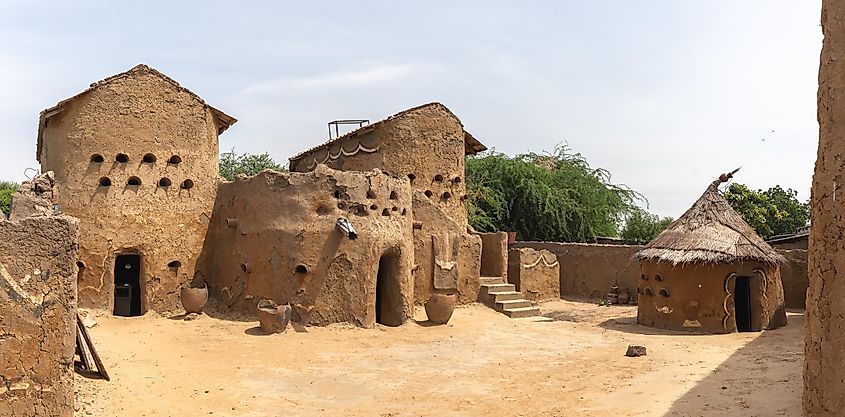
[{"left": 243, "top": 64, "right": 419, "bottom": 94}]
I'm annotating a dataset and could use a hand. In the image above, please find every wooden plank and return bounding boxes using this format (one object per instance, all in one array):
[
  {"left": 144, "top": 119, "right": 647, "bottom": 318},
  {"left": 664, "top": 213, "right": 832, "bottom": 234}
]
[
  {"left": 75, "top": 323, "right": 92, "bottom": 372},
  {"left": 76, "top": 314, "right": 110, "bottom": 381}
]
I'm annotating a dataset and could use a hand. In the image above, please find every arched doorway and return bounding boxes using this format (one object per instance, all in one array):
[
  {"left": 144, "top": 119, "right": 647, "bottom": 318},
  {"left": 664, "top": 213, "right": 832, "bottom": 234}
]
[
  {"left": 114, "top": 254, "right": 142, "bottom": 317},
  {"left": 734, "top": 276, "right": 753, "bottom": 332},
  {"left": 375, "top": 248, "right": 403, "bottom": 327}
]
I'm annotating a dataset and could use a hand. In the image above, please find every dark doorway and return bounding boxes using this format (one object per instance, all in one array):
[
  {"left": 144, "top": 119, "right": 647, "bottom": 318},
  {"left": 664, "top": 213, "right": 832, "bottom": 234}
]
[
  {"left": 375, "top": 249, "right": 403, "bottom": 327},
  {"left": 734, "top": 276, "right": 753, "bottom": 332},
  {"left": 114, "top": 254, "right": 142, "bottom": 317}
]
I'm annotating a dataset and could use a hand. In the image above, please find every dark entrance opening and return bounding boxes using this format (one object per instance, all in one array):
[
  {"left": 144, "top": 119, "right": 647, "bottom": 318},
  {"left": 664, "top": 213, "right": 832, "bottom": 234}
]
[
  {"left": 734, "top": 276, "right": 753, "bottom": 332},
  {"left": 375, "top": 249, "right": 403, "bottom": 327},
  {"left": 114, "top": 254, "right": 142, "bottom": 317}
]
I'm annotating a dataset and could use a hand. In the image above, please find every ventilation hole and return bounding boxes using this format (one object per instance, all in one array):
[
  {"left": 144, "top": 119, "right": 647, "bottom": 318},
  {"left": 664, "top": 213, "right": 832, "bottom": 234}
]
[
  {"left": 240, "top": 263, "right": 248, "bottom": 272},
  {"left": 453, "top": 176, "right": 462, "bottom": 184},
  {"left": 389, "top": 191, "right": 398, "bottom": 200},
  {"left": 401, "top": 208, "right": 407, "bottom": 216},
  {"left": 424, "top": 190, "right": 433, "bottom": 198},
  {"left": 351, "top": 205, "right": 368, "bottom": 216},
  {"left": 337, "top": 201, "right": 346, "bottom": 210},
  {"left": 115, "top": 153, "right": 129, "bottom": 163},
  {"left": 168, "top": 260, "right": 181, "bottom": 269},
  {"left": 645, "top": 288, "right": 654, "bottom": 297},
  {"left": 90, "top": 154, "right": 104, "bottom": 163},
  {"left": 659, "top": 288, "right": 670, "bottom": 298},
  {"left": 367, "top": 190, "right": 377, "bottom": 199},
  {"left": 655, "top": 274, "right": 663, "bottom": 282},
  {"left": 295, "top": 264, "right": 308, "bottom": 274},
  {"left": 181, "top": 179, "right": 194, "bottom": 189},
  {"left": 334, "top": 190, "right": 341, "bottom": 199},
  {"left": 98, "top": 177, "right": 112, "bottom": 187},
  {"left": 370, "top": 204, "right": 378, "bottom": 211},
  {"left": 392, "top": 206, "right": 398, "bottom": 211},
  {"left": 442, "top": 191, "right": 452, "bottom": 199},
  {"left": 127, "top": 176, "right": 142, "bottom": 186},
  {"left": 168, "top": 155, "right": 182, "bottom": 165},
  {"left": 641, "top": 274, "right": 647, "bottom": 281},
  {"left": 158, "top": 178, "right": 172, "bottom": 187},
  {"left": 382, "top": 208, "right": 390, "bottom": 216},
  {"left": 317, "top": 206, "right": 329, "bottom": 215},
  {"left": 142, "top": 153, "right": 157, "bottom": 164},
  {"left": 434, "top": 174, "right": 444, "bottom": 182},
  {"left": 407, "top": 173, "right": 416, "bottom": 184},
  {"left": 77, "top": 261, "right": 86, "bottom": 269}
]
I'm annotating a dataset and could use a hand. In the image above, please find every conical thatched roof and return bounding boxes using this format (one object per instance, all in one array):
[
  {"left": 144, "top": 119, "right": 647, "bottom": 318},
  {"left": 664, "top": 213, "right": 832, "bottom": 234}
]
[{"left": 635, "top": 176, "right": 785, "bottom": 266}]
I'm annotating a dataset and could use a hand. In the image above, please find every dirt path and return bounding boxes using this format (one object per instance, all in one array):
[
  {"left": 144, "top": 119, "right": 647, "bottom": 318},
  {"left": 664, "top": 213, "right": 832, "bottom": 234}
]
[{"left": 74, "top": 300, "right": 803, "bottom": 417}]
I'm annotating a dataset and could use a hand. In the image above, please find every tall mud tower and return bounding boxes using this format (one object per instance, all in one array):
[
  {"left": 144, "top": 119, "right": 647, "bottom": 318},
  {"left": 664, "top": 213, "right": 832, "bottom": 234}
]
[{"left": 806, "top": 3, "right": 845, "bottom": 416}]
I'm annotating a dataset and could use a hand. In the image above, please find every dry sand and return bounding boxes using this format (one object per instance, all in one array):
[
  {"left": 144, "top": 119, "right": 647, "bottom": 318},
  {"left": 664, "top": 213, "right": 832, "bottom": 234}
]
[{"left": 74, "top": 300, "right": 803, "bottom": 417}]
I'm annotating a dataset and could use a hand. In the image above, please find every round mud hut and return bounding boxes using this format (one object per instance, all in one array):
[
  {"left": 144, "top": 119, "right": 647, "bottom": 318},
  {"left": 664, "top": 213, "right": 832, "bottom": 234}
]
[{"left": 634, "top": 173, "right": 787, "bottom": 333}]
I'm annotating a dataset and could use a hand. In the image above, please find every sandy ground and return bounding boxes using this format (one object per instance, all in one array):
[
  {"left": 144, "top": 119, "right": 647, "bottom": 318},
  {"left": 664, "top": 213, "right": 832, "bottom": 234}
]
[{"left": 74, "top": 300, "right": 803, "bottom": 417}]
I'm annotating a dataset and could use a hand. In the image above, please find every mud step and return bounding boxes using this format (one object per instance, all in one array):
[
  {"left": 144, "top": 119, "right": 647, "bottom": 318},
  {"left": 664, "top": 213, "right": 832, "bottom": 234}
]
[
  {"left": 502, "top": 306, "right": 541, "bottom": 318},
  {"left": 479, "top": 276, "right": 504, "bottom": 285},
  {"left": 487, "top": 291, "right": 522, "bottom": 302},
  {"left": 481, "top": 283, "right": 515, "bottom": 293},
  {"left": 496, "top": 299, "right": 534, "bottom": 310}
]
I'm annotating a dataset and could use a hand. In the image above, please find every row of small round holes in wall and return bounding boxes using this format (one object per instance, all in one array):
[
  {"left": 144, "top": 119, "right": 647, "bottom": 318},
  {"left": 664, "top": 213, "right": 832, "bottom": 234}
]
[
  {"left": 98, "top": 176, "right": 194, "bottom": 189},
  {"left": 328, "top": 188, "right": 407, "bottom": 217},
  {"left": 241, "top": 262, "right": 307, "bottom": 275},
  {"left": 639, "top": 287, "right": 671, "bottom": 297},
  {"left": 78, "top": 259, "right": 182, "bottom": 271},
  {"left": 91, "top": 153, "right": 182, "bottom": 165},
  {"left": 409, "top": 174, "right": 466, "bottom": 201},
  {"left": 641, "top": 273, "right": 664, "bottom": 282}
]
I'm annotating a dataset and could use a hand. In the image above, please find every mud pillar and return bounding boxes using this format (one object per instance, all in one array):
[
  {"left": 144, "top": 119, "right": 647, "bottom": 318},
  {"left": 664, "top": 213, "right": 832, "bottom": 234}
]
[{"left": 805, "top": 3, "right": 845, "bottom": 416}]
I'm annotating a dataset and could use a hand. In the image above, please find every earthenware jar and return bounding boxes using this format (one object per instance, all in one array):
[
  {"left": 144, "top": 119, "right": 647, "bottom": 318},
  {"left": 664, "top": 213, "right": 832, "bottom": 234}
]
[
  {"left": 257, "top": 299, "right": 292, "bottom": 334},
  {"left": 180, "top": 284, "right": 208, "bottom": 314},
  {"left": 425, "top": 293, "right": 456, "bottom": 324}
]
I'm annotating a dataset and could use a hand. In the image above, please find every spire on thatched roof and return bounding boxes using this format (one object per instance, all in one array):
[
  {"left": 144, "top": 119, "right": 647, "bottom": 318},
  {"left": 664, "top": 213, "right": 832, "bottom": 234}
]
[{"left": 635, "top": 171, "right": 785, "bottom": 266}]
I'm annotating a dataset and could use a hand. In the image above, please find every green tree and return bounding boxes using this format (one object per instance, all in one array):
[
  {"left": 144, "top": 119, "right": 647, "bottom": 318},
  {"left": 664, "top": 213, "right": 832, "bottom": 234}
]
[
  {"left": 465, "top": 145, "right": 641, "bottom": 242},
  {"left": 724, "top": 183, "right": 809, "bottom": 239},
  {"left": 620, "top": 207, "right": 674, "bottom": 244},
  {"left": 0, "top": 181, "right": 19, "bottom": 217},
  {"left": 219, "top": 149, "right": 286, "bottom": 181}
]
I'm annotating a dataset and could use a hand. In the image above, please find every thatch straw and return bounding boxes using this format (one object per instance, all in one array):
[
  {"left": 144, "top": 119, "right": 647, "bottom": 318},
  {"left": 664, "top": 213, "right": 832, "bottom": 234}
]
[{"left": 635, "top": 177, "right": 785, "bottom": 266}]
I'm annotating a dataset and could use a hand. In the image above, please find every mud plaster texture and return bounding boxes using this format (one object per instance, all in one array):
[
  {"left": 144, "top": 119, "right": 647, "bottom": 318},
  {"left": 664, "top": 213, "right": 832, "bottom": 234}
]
[
  {"left": 637, "top": 261, "right": 787, "bottom": 334},
  {"left": 777, "top": 249, "right": 808, "bottom": 310},
  {"left": 197, "top": 166, "right": 414, "bottom": 327},
  {"left": 510, "top": 242, "right": 642, "bottom": 299},
  {"left": 479, "top": 232, "right": 508, "bottom": 279},
  {"left": 507, "top": 247, "right": 560, "bottom": 301},
  {"left": 9, "top": 172, "right": 56, "bottom": 221},
  {"left": 806, "top": 3, "right": 845, "bottom": 414},
  {"left": 37, "top": 65, "right": 233, "bottom": 314},
  {"left": 289, "top": 103, "right": 483, "bottom": 305},
  {"left": 0, "top": 215, "right": 79, "bottom": 417}
]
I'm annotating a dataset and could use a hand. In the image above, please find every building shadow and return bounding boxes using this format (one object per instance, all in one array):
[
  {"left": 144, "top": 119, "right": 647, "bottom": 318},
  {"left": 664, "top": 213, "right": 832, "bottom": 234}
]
[{"left": 659, "top": 313, "right": 804, "bottom": 416}]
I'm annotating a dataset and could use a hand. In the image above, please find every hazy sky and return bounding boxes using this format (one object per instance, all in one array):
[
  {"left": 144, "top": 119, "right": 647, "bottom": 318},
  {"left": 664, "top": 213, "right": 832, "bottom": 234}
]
[{"left": 0, "top": 1, "right": 822, "bottom": 217}]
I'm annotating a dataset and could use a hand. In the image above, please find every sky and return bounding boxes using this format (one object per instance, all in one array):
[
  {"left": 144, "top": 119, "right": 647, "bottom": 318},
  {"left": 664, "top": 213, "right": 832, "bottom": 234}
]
[{"left": 0, "top": 1, "right": 822, "bottom": 218}]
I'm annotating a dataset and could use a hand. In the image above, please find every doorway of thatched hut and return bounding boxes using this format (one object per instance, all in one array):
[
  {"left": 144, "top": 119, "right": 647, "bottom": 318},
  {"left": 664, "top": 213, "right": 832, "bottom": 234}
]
[
  {"left": 734, "top": 276, "right": 753, "bottom": 332},
  {"left": 375, "top": 248, "right": 402, "bottom": 327}
]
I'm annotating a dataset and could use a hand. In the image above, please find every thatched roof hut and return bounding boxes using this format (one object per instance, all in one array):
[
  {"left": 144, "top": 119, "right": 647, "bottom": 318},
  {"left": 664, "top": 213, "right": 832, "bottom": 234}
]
[{"left": 635, "top": 177, "right": 785, "bottom": 266}]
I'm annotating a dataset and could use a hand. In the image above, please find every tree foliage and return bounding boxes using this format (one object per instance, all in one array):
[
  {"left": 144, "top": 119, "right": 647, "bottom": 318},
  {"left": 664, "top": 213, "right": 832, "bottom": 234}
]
[
  {"left": 723, "top": 183, "right": 809, "bottom": 239},
  {"left": 465, "top": 145, "right": 641, "bottom": 242},
  {"left": 0, "top": 181, "right": 19, "bottom": 217},
  {"left": 219, "top": 149, "right": 286, "bottom": 181},
  {"left": 620, "top": 207, "right": 674, "bottom": 244}
]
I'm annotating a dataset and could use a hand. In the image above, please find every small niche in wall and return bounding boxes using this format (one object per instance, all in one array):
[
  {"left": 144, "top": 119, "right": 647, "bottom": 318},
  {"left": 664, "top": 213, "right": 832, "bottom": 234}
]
[
  {"left": 644, "top": 288, "right": 654, "bottom": 297},
  {"left": 181, "top": 179, "right": 194, "bottom": 190},
  {"left": 441, "top": 191, "right": 452, "bottom": 199},
  {"left": 407, "top": 173, "right": 416, "bottom": 184},
  {"left": 115, "top": 153, "right": 129, "bottom": 164},
  {"left": 401, "top": 208, "right": 407, "bottom": 216},
  {"left": 655, "top": 274, "right": 663, "bottom": 282},
  {"left": 434, "top": 174, "right": 444, "bottom": 182},
  {"left": 391, "top": 206, "right": 398, "bottom": 211},
  {"left": 370, "top": 204, "right": 378, "bottom": 211},
  {"left": 382, "top": 208, "right": 390, "bottom": 216},
  {"left": 159, "top": 178, "right": 172, "bottom": 187},
  {"left": 641, "top": 274, "right": 647, "bottom": 281},
  {"left": 367, "top": 189, "right": 377, "bottom": 199},
  {"left": 424, "top": 190, "right": 433, "bottom": 198},
  {"left": 295, "top": 264, "right": 308, "bottom": 274},
  {"left": 142, "top": 153, "right": 157, "bottom": 164},
  {"left": 98, "top": 177, "right": 112, "bottom": 187},
  {"left": 127, "top": 176, "right": 142, "bottom": 186},
  {"left": 168, "top": 260, "right": 181, "bottom": 271},
  {"left": 659, "top": 288, "right": 670, "bottom": 298},
  {"left": 389, "top": 191, "right": 398, "bottom": 200},
  {"left": 453, "top": 176, "right": 462, "bottom": 184},
  {"left": 168, "top": 155, "right": 182, "bottom": 165},
  {"left": 90, "top": 154, "right": 105, "bottom": 163}
]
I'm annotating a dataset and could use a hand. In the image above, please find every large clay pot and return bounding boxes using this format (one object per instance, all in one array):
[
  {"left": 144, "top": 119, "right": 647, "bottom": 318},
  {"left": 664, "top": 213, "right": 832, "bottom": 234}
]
[
  {"left": 257, "top": 299, "right": 292, "bottom": 334},
  {"left": 180, "top": 285, "right": 208, "bottom": 314},
  {"left": 425, "top": 293, "right": 456, "bottom": 324}
]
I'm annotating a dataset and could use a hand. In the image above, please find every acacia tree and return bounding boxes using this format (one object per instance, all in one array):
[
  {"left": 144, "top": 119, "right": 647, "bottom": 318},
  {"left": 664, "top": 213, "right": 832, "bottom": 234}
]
[
  {"left": 724, "top": 183, "right": 809, "bottom": 239},
  {"left": 219, "top": 149, "right": 286, "bottom": 181},
  {"left": 465, "top": 145, "right": 641, "bottom": 242},
  {"left": 0, "top": 181, "right": 18, "bottom": 216},
  {"left": 620, "top": 207, "right": 674, "bottom": 244}
]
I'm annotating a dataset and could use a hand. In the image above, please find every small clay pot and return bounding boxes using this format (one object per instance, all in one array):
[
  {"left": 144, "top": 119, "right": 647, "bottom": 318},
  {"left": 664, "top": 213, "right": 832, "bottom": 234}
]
[
  {"left": 257, "top": 299, "right": 292, "bottom": 334},
  {"left": 425, "top": 293, "right": 456, "bottom": 324},
  {"left": 180, "top": 285, "right": 208, "bottom": 314}
]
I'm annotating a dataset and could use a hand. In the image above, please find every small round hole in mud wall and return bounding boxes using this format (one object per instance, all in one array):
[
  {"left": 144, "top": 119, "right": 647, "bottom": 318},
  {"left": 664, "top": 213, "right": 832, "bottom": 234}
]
[
  {"left": 644, "top": 288, "right": 654, "bottom": 297},
  {"left": 77, "top": 261, "right": 86, "bottom": 269},
  {"left": 142, "top": 153, "right": 157, "bottom": 164},
  {"left": 367, "top": 189, "right": 377, "bottom": 199},
  {"left": 659, "top": 288, "right": 670, "bottom": 297},
  {"left": 401, "top": 208, "right": 407, "bottom": 215},
  {"left": 98, "top": 177, "right": 112, "bottom": 187},
  {"left": 127, "top": 176, "right": 142, "bottom": 186},
  {"left": 115, "top": 153, "right": 129, "bottom": 163},
  {"left": 441, "top": 191, "right": 451, "bottom": 199},
  {"left": 389, "top": 191, "right": 398, "bottom": 200},
  {"left": 168, "top": 260, "right": 181, "bottom": 269},
  {"left": 295, "top": 264, "right": 308, "bottom": 274},
  {"left": 453, "top": 176, "right": 462, "bottom": 184},
  {"left": 641, "top": 274, "right": 647, "bottom": 280},
  {"left": 90, "top": 154, "right": 104, "bottom": 163},
  {"left": 382, "top": 208, "right": 390, "bottom": 216},
  {"left": 317, "top": 205, "right": 330, "bottom": 215},
  {"left": 434, "top": 174, "right": 444, "bottom": 182},
  {"left": 655, "top": 274, "right": 663, "bottom": 282},
  {"left": 407, "top": 173, "right": 416, "bottom": 184},
  {"left": 240, "top": 263, "right": 250, "bottom": 273},
  {"left": 159, "top": 177, "right": 172, "bottom": 187},
  {"left": 181, "top": 179, "right": 194, "bottom": 189},
  {"left": 424, "top": 190, "right": 433, "bottom": 198},
  {"left": 168, "top": 155, "right": 182, "bottom": 165},
  {"left": 392, "top": 206, "right": 398, "bottom": 211},
  {"left": 370, "top": 204, "right": 378, "bottom": 211},
  {"left": 334, "top": 190, "right": 341, "bottom": 199}
]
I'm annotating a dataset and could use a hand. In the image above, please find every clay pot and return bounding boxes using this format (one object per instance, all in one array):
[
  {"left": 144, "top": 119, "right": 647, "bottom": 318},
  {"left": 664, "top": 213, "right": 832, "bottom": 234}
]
[
  {"left": 180, "top": 285, "right": 208, "bottom": 314},
  {"left": 425, "top": 293, "right": 456, "bottom": 324},
  {"left": 257, "top": 299, "right": 292, "bottom": 334}
]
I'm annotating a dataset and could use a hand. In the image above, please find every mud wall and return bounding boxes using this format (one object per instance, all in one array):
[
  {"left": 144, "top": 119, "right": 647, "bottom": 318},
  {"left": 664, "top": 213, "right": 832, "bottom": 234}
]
[
  {"left": 479, "top": 232, "right": 507, "bottom": 279},
  {"left": 507, "top": 248, "right": 560, "bottom": 301},
  {"left": 806, "top": 3, "right": 845, "bottom": 414},
  {"left": 198, "top": 166, "right": 414, "bottom": 328},
  {"left": 0, "top": 215, "right": 79, "bottom": 417},
  {"left": 777, "top": 249, "right": 808, "bottom": 309},
  {"left": 510, "top": 242, "right": 641, "bottom": 299},
  {"left": 637, "top": 261, "right": 786, "bottom": 334},
  {"left": 38, "top": 67, "right": 222, "bottom": 313}
]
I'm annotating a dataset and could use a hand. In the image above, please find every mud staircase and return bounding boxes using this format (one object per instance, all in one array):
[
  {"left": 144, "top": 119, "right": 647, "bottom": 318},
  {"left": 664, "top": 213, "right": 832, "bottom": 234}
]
[{"left": 479, "top": 276, "right": 540, "bottom": 318}]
